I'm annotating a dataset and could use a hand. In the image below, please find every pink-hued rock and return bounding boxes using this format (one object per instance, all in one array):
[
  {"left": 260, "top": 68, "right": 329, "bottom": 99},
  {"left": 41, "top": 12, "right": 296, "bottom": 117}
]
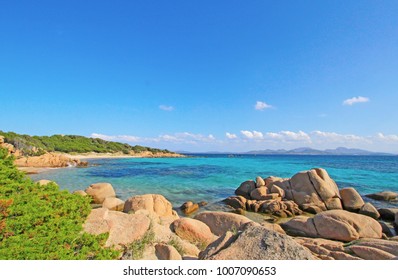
[
  {"left": 349, "top": 245, "right": 395, "bottom": 260},
  {"left": 83, "top": 208, "right": 151, "bottom": 249},
  {"left": 340, "top": 187, "right": 365, "bottom": 211},
  {"left": 194, "top": 211, "right": 252, "bottom": 236},
  {"left": 123, "top": 194, "right": 173, "bottom": 217},
  {"left": 155, "top": 244, "right": 182, "bottom": 260},
  {"left": 282, "top": 168, "right": 342, "bottom": 211},
  {"left": 85, "top": 182, "right": 116, "bottom": 204},
  {"left": 171, "top": 218, "right": 215, "bottom": 246},
  {"left": 359, "top": 202, "right": 380, "bottom": 219},
  {"left": 256, "top": 176, "right": 266, "bottom": 187},
  {"left": 102, "top": 197, "right": 125, "bottom": 211},
  {"left": 223, "top": 196, "right": 246, "bottom": 210},
  {"left": 313, "top": 210, "right": 382, "bottom": 242},
  {"left": 283, "top": 210, "right": 383, "bottom": 242}
]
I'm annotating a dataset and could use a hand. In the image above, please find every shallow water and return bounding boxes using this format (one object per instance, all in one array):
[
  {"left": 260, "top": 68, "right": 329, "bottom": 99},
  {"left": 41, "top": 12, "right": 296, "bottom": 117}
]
[{"left": 30, "top": 154, "right": 398, "bottom": 207}]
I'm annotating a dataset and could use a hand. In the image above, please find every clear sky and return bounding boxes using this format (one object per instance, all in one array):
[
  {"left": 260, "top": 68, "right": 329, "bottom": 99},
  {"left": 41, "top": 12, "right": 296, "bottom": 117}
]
[{"left": 1, "top": 1, "right": 398, "bottom": 152}]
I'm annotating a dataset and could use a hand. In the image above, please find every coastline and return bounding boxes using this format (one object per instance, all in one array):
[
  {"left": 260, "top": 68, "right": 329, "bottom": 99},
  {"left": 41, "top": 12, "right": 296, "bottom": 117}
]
[{"left": 67, "top": 151, "right": 186, "bottom": 160}]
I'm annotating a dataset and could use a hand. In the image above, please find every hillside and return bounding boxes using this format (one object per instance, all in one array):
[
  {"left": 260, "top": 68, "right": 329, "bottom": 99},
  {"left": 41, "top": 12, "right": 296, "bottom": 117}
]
[{"left": 0, "top": 131, "right": 174, "bottom": 156}]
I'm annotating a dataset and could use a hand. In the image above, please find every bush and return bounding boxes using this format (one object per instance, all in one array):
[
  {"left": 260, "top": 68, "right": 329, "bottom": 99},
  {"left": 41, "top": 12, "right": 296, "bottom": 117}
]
[{"left": 0, "top": 148, "right": 119, "bottom": 259}]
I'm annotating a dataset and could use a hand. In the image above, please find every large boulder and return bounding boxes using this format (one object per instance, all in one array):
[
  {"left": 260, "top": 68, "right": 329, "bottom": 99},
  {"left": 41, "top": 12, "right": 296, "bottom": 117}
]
[
  {"left": 282, "top": 210, "right": 383, "bottom": 242},
  {"left": 124, "top": 194, "right": 173, "bottom": 218},
  {"left": 83, "top": 208, "right": 151, "bottom": 249},
  {"left": 85, "top": 183, "right": 116, "bottom": 204},
  {"left": 194, "top": 211, "right": 252, "bottom": 236},
  {"left": 199, "top": 222, "right": 315, "bottom": 260},
  {"left": 365, "top": 191, "right": 398, "bottom": 201},
  {"left": 171, "top": 218, "right": 215, "bottom": 247},
  {"left": 235, "top": 180, "right": 256, "bottom": 199},
  {"left": 282, "top": 168, "right": 342, "bottom": 211},
  {"left": 340, "top": 187, "right": 364, "bottom": 211}
]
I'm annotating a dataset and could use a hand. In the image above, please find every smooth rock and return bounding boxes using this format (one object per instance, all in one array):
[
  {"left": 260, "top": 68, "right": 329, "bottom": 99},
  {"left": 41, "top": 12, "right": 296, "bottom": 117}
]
[
  {"left": 313, "top": 210, "right": 382, "bottom": 242},
  {"left": 180, "top": 201, "right": 199, "bottom": 215},
  {"left": 171, "top": 218, "right": 215, "bottom": 246},
  {"left": 349, "top": 245, "right": 395, "bottom": 260},
  {"left": 85, "top": 182, "right": 116, "bottom": 204},
  {"left": 194, "top": 211, "right": 252, "bottom": 236},
  {"left": 37, "top": 179, "right": 57, "bottom": 186},
  {"left": 359, "top": 202, "right": 380, "bottom": 219},
  {"left": 103, "top": 197, "right": 125, "bottom": 211},
  {"left": 365, "top": 191, "right": 398, "bottom": 201},
  {"left": 199, "top": 222, "right": 315, "bottom": 260},
  {"left": 223, "top": 196, "right": 246, "bottom": 210},
  {"left": 124, "top": 194, "right": 173, "bottom": 218},
  {"left": 155, "top": 244, "right": 182, "bottom": 260},
  {"left": 250, "top": 187, "right": 268, "bottom": 200},
  {"left": 350, "top": 238, "right": 398, "bottom": 256},
  {"left": 282, "top": 216, "right": 319, "bottom": 238},
  {"left": 83, "top": 208, "right": 151, "bottom": 249},
  {"left": 235, "top": 180, "right": 256, "bottom": 199},
  {"left": 340, "top": 187, "right": 364, "bottom": 211},
  {"left": 73, "top": 190, "right": 87, "bottom": 196},
  {"left": 256, "top": 176, "right": 265, "bottom": 187}
]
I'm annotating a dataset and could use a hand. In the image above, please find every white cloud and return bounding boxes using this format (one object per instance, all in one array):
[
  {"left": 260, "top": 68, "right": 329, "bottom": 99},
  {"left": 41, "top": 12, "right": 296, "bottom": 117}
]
[
  {"left": 343, "top": 96, "right": 370, "bottom": 106},
  {"left": 240, "top": 130, "right": 264, "bottom": 139},
  {"left": 311, "top": 131, "right": 367, "bottom": 143},
  {"left": 159, "top": 105, "right": 174, "bottom": 111},
  {"left": 254, "top": 101, "right": 272, "bottom": 111},
  {"left": 376, "top": 133, "right": 398, "bottom": 142},
  {"left": 159, "top": 132, "right": 217, "bottom": 144},
  {"left": 226, "top": 132, "right": 237, "bottom": 139}
]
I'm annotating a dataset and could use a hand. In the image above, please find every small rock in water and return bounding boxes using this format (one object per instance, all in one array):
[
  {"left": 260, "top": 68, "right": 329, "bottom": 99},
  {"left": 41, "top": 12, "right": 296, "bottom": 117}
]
[
  {"left": 180, "top": 201, "right": 199, "bottom": 215},
  {"left": 365, "top": 191, "right": 398, "bottom": 202}
]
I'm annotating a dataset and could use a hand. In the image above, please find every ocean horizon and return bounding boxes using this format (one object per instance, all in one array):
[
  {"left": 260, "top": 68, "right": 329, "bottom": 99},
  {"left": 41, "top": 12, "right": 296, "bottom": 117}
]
[{"left": 30, "top": 154, "right": 398, "bottom": 209}]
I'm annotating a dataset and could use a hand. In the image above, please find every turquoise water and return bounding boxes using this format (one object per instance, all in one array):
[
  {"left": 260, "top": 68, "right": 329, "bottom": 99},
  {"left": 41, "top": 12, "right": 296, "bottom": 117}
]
[{"left": 29, "top": 155, "right": 398, "bottom": 207}]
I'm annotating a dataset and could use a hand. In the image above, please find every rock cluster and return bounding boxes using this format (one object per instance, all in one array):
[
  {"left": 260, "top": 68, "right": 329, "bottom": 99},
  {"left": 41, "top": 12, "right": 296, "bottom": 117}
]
[{"left": 15, "top": 152, "right": 85, "bottom": 168}]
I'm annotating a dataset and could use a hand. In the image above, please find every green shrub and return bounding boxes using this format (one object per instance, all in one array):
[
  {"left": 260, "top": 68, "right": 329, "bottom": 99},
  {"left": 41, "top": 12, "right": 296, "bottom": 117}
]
[{"left": 0, "top": 148, "right": 119, "bottom": 259}]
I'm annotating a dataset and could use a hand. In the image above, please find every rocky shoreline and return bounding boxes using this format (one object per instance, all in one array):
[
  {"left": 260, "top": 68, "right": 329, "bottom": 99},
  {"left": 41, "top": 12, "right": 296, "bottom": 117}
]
[
  {"left": 37, "top": 167, "right": 398, "bottom": 260},
  {"left": 0, "top": 135, "right": 184, "bottom": 173}
]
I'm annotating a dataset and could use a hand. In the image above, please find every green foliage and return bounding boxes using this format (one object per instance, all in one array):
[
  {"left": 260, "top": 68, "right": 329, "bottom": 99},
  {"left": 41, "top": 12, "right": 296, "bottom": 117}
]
[
  {"left": 167, "top": 237, "right": 186, "bottom": 256},
  {"left": 0, "top": 131, "right": 174, "bottom": 156},
  {"left": 0, "top": 148, "right": 119, "bottom": 259},
  {"left": 127, "top": 228, "right": 155, "bottom": 260}
]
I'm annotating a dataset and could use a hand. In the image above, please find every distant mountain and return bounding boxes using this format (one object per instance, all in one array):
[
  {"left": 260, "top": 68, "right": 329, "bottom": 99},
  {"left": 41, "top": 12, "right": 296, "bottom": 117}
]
[{"left": 245, "top": 147, "right": 393, "bottom": 156}]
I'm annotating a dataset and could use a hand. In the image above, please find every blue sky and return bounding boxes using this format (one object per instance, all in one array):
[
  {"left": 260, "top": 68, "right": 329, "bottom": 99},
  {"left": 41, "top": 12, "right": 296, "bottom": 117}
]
[{"left": 1, "top": 1, "right": 398, "bottom": 152}]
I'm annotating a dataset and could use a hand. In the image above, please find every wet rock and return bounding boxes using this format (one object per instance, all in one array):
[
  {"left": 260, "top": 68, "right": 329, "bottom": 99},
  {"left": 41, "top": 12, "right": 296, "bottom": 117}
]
[{"left": 180, "top": 201, "right": 199, "bottom": 215}]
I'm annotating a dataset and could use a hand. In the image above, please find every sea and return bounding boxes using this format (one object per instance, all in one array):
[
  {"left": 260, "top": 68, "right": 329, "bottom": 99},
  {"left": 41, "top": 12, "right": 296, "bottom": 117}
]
[{"left": 29, "top": 154, "right": 398, "bottom": 208}]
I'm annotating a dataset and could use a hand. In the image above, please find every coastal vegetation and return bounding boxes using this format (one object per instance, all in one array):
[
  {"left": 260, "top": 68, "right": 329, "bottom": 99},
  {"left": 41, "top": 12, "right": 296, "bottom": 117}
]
[
  {"left": 0, "top": 147, "right": 119, "bottom": 259},
  {"left": 0, "top": 131, "right": 172, "bottom": 156}
]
